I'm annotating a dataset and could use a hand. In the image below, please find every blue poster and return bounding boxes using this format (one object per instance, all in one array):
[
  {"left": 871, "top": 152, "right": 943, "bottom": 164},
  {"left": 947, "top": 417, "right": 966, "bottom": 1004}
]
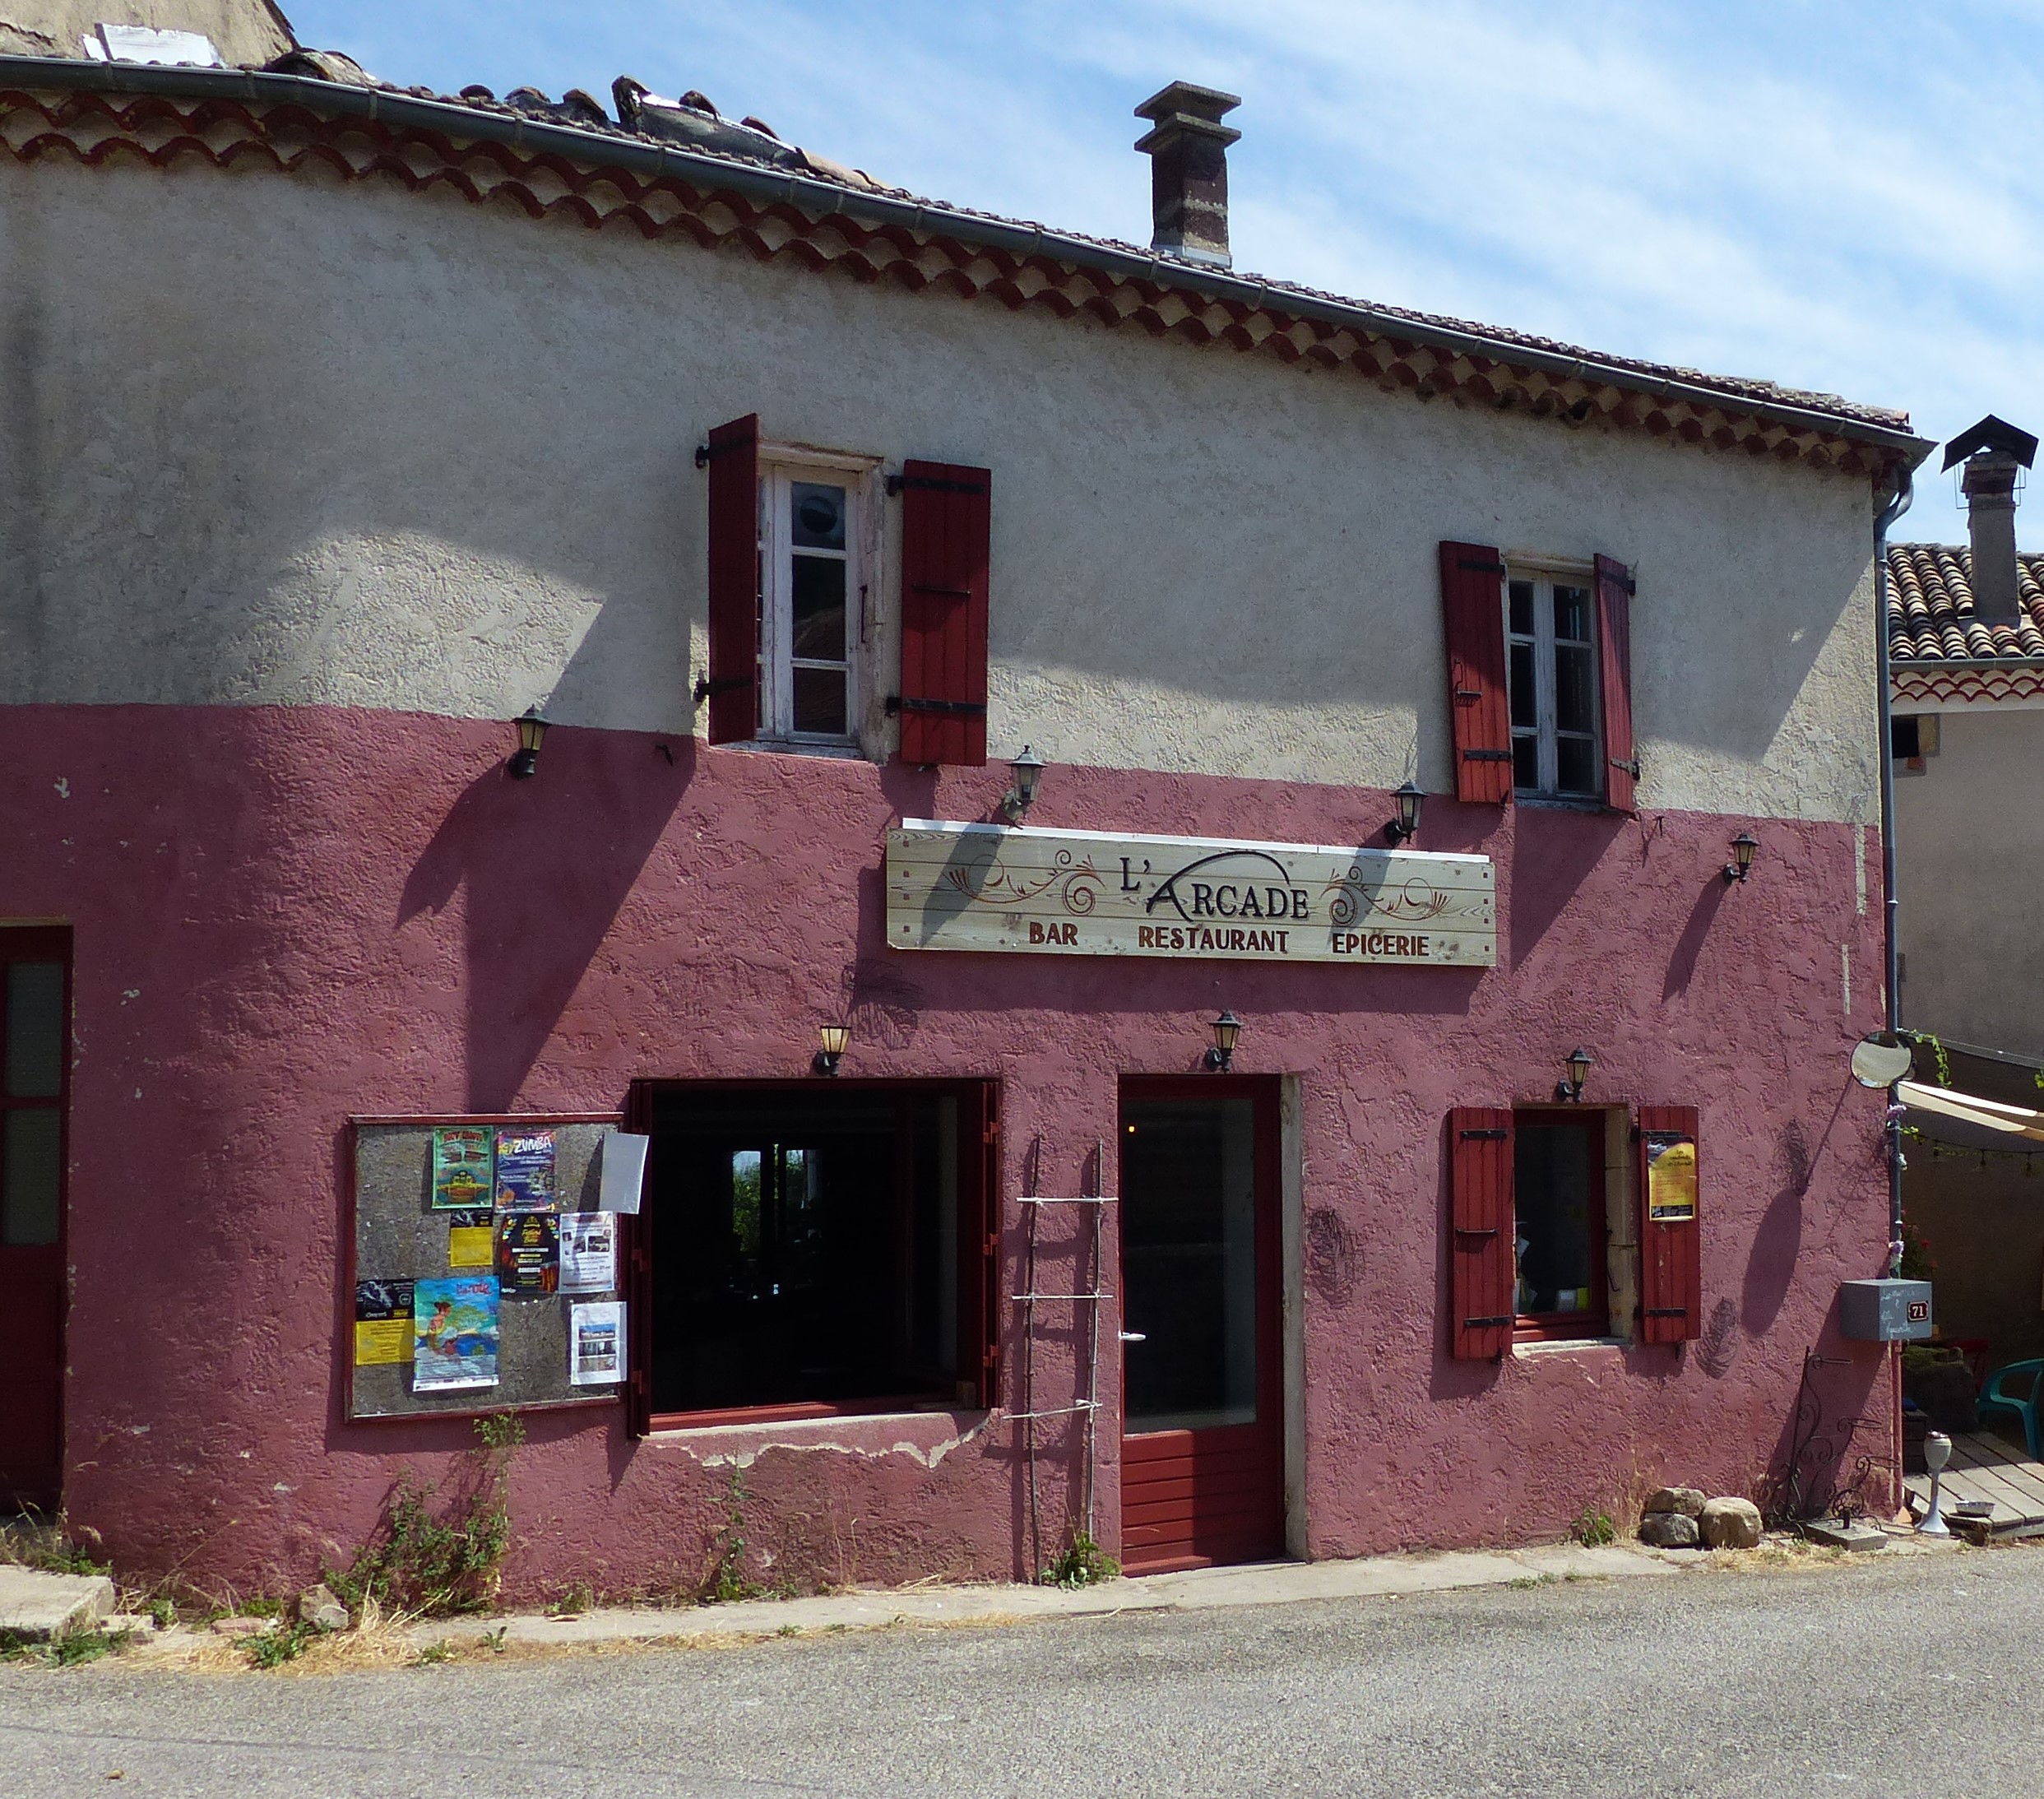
[
  {"left": 412, "top": 1275, "right": 499, "bottom": 1391},
  {"left": 493, "top": 1127, "right": 556, "bottom": 1213}
]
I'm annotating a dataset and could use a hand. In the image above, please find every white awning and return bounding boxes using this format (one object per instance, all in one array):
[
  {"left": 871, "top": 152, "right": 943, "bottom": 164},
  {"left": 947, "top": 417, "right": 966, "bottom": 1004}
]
[{"left": 1898, "top": 1078, "right": 2044, "bottom": 1142}]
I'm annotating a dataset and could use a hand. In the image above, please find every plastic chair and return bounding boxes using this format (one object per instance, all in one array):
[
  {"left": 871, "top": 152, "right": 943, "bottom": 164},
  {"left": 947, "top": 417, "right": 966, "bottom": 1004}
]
[{"left": 1978, "top": 1360, "right": 2044, "bottom": 1459}]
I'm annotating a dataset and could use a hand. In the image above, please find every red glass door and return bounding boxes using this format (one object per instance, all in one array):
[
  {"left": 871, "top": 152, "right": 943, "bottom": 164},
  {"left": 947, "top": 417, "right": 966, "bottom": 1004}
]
[
  {"left": 1118, "top": 1078, "right": 1283, "bottom": 1574},
  {"left": 0, "top": 929, "right": 69, "bottom": 1512}
]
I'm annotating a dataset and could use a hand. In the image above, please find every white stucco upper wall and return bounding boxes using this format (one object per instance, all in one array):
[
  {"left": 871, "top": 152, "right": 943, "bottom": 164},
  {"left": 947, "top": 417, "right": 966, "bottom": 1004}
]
[{"left": 0, "top": 155, "right": 1882, "bottom": 823}]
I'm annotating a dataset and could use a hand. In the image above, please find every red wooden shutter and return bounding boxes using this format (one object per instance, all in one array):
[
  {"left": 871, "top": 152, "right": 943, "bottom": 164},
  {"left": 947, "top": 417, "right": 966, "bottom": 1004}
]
[
  {"left": 1636, "top": 1105, "right": 1701, "bottom": 1345},
  {"left": 1595, "top": 553, "right": 1638, "bottom": 814},
  {"left": 897, "top": 461, "right": 991, "bottom": 766},
  {"left": 703, "top": 414, "right": 758, "bottom": 746},
  {"left": 622, "top": 1082, "right": 654, "bottom": 1437},
  {"left": 955, "top": 1081, "right": 1001, "bottom": 1407},
  {"left": 1439, "top": 541, "right": 1513, "bottom": 803},
  {"left": 1448, "top": 1107, "right": 1514, "bottom": 1360}
]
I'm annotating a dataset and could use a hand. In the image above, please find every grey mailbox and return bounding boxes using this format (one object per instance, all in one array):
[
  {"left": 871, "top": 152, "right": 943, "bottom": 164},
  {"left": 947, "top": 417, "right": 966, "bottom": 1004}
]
[{"left": 1840, "top": 1278, "right": 1934, "bottom": 1342}]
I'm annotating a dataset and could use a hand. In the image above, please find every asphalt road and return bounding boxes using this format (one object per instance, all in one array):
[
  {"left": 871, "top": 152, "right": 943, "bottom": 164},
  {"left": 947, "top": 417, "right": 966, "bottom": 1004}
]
[{"left": 2, "top": 1547, "right": 2031, "bottom": 1798}]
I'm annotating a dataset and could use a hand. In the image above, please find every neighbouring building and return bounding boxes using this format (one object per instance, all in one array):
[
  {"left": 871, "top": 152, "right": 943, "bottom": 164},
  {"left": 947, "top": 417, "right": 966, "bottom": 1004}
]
[
  {"left": 1889, "top": 417, "right": 2044, "bottom": 1376},
  {"left": 0, "top": 27, "right": 1928, "bottom": 1595}
]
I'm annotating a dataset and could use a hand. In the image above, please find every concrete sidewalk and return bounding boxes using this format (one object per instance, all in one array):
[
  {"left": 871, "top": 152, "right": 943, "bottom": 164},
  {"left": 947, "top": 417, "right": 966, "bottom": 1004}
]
[{"left": 413, "top": 1539, "right": 1683, "bottom": 1652}]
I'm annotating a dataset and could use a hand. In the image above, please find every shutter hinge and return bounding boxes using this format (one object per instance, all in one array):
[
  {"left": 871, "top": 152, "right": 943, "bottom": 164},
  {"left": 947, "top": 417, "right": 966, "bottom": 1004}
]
[
  {"left": 694, "top": 434, "right": 755, "bottom": 468},
  {"left": 693, "top": 675, "right": 750, "bottom": 704},
  {"left": 911, "top": 582, "right": 975, "bottom": 600},
  {"left": 1462, "top": 1315, "right": 1513, "bottom": 1328},
  {"left": 888, "top": 695, "right": 988, "bottom": 718},
  {"left": 1643, "top": 1308, "right": 1689, "bottom": 1319},
  {"left": 1458, "top": 559, "right": 1509, "bottom": 575},
  {"left": 1458, "top": 1128, "right": 1509, "bottom": 1140},
  {"left": 1610, "top": 756, "right": 1641, "bottom": 778},
  {"left": 1462, "top": 749, "right": 1513, "bottom": 763},
  {"left": 1453, "top": 689, "right": 1483, "bottom": 702},
  {"left": 887, "top": 473, "right": 989, "bottom": 498},
  {"left": 1452, "top": 1226, "right": 1500, "bottom": 1237}
]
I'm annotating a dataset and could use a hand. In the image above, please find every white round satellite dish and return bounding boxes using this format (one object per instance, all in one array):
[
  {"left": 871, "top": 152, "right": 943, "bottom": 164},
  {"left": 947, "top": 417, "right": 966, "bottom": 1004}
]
[{"left": 1851, "top": 1036, "right": 1914, "bottom": 1088}]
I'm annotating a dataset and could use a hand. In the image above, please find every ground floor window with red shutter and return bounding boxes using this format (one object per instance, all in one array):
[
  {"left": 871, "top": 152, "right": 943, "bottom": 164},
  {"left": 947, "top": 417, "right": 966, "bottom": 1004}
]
[
  {"left": 1511, "top": 1108, "right": 1608, "bottom": 1343},
  {"left": 636, "top": 1082, "right": 996, "bottom": 1428}
]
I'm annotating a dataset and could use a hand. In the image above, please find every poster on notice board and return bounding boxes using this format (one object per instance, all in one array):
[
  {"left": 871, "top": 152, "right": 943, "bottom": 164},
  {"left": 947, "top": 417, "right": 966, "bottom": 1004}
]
[
  {"left": 431, "top": 1126, "right": 493, "bottom": 1211},
  {"left": 559, "top": 1212, "right": 617, "bottom": 1294},
  {"left": 354, "top": 1279, "right": 415, "bottom": 1365},
  {"left": 569, "top": 1301, "right": 624, "bottom": 1385},
  {"left": 494, "top": 1127, "right": 557, "bottom": 1212},
  {"left": 412, "top": 1275, "right": 499, "bottom": 1389},
  {"left": 496, "top": 1210, "right": 560, "bottom": 1296}
]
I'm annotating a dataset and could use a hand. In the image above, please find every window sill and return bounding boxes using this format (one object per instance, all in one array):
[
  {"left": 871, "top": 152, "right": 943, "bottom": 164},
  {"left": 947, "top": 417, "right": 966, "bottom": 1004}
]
[
  {"left": 1513, "top": 793, "right": 1618, "bottom": 814},
  {"left": 724, "top": 737, "right": 867, "bottom": 762},
  {"left": 644, "top": 1404, "right": 989, "bottom": 1446},
  {"left": 1513, "top": 1336, "right": 1628, "bottom": 1360}
]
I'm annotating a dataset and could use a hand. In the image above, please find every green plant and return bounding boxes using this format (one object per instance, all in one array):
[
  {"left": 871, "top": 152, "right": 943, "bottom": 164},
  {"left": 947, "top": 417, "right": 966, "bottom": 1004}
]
[
  {"left": 412, "top": 1639, "right": 455, "bottom": 1666},
  {"left": 1570, "top": 1509, "right": 1618, "bottom": 1547},
  {"left": 1509, "top": 1574, "right": 1556, "bottom": 1590},
  {"left": 243, "top": 1624, "right": 312, "bottom": 1670},
  {"left": 552, "top": 1582, "right": 593, "bottom": 1616},
  {"left": 326, "top": 1412, "right": 523, "bottom": 1618},
  {"left": 703, "top": 1467, "right": 758, "bottom": 1603},
  {"left": 776, "top": 1623, "right": 800, "bottom": 1638},
  {"left": 1041, "top": 1530, "right": 1119, "bottom": 1590},
  {"left": 146, "top": 1597, "right": 178, "bottom": 1631},
  {"left": 1, "top": 1626, "right": 130, "bottom": 1667},
  {"left": 1900, "top": 1029, "right": 1951, "bottom": 1088},
  {"left": 1898, "top": 1213, "right": 1936, "bottom": 1282},
  {"left": 239, "top": 1596, "right": 284, "bottom": 1620},
  {"left": 483, "top": 1625, "right": 508, "bottom": 1654}
]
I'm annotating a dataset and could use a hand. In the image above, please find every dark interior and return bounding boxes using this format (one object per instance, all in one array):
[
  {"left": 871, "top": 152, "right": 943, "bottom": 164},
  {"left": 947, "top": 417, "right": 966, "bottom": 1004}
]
[{"left": 646, "top": 1086, "right": 964, "bottom": 1417}]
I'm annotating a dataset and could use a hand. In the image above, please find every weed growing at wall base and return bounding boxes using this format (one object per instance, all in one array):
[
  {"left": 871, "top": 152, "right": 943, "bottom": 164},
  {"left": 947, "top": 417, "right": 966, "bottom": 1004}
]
[{"left": 1041, "top": 1530, "right": 1119, "bottom": 1589}]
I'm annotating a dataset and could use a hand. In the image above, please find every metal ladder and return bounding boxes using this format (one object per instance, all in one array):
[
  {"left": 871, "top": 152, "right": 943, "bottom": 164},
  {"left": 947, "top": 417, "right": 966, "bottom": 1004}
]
[{"left": 1008, "top": 1136, "right": 1114, "bottom": 1576}]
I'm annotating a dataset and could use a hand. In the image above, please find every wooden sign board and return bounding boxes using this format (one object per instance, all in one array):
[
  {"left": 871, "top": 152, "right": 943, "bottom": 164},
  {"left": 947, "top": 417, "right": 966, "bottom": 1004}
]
[{"left": 887, "top": 821, "right": 1495, "bottom": 967}]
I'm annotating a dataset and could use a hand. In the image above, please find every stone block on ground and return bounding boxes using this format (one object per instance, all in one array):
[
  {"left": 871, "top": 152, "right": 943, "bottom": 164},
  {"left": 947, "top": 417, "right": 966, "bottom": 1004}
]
[
  {"left": 297, "top": 1582, "right": 349, "bottom": 1632},
  {"left": 0, "top": 1566, "right": 116, "bottom": 1642},
  {"left": 1638, "top": 1511, "right": 1700, "bottom": 1548},
  {"left": 1643, "top": 1487, "right": 1706, "bottom": 1518},
  {"left": 1699, "top": 1497, "right": 1763, "bottom": 1549},
  {"left": 211, "top": 1615, "right": 274, "bottom": 1637}
]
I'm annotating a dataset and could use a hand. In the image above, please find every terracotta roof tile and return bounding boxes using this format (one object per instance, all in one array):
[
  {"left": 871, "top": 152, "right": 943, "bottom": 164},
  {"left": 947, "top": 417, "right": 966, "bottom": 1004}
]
[{"left": 1886, "top": 542, "right": 2044, "bottom": 669}]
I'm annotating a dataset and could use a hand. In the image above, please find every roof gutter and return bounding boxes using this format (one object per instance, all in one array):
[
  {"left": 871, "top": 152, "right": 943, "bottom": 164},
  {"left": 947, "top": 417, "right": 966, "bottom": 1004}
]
[{"left": 0, "top": 53, "right": 1933, "bottom": 461}]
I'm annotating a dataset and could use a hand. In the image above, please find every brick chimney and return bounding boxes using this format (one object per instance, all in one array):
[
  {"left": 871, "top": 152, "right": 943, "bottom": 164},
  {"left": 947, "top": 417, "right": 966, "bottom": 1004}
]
[
  {"left": 1963, "top": 448, "right": 2022, "bottom": 627},
  {"left": 1133, "top": 81, "right": 1242, "bottom": 268}
]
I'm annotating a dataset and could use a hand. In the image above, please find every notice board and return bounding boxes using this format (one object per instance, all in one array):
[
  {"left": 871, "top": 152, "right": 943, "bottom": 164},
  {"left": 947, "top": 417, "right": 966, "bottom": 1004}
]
[{"left": 347, "top": 1115, "right": 623, "bottom": 1421}]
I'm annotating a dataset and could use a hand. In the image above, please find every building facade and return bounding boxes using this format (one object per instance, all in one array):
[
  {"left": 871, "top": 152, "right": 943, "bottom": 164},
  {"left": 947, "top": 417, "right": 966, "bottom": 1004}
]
[{"left": 0, "top": 48, "right": 1923, "bottom": 1594}]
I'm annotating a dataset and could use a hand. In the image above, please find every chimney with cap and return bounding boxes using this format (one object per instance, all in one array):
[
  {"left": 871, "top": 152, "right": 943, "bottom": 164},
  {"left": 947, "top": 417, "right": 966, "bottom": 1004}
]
[
  {"left": 1134, "top": 81, "right": 1242, "bottom": 268},
  {"left": 1942, "top": 415, "right": 2038, "bottom": 630}
]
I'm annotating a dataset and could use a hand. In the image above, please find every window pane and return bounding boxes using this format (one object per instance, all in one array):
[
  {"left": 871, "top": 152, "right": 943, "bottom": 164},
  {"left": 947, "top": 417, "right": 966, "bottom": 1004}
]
[
  {"left": 1554, "top": 584, "right": 1590, "bottom": 642},
  {"left": 1514, "top": 1123, "right": 1596, "bottom": 1318},
  {"left": 1508, "top": 579, "right": 1534, "bottom": 638},
  {"left": 1555, "top": 643, "right": 1596, "bottom": 734},
  {"left": 1509, "top": 642, "right": 1536, "bottom": 729},
  {"left": 1512, "top": 735, "right": 1540, "bottom": 791},
  {"left": 1556, "top": 735, "right": 1597, "bottom": 795},
  {"left": 790, "top": 481, "right": 846, "bottom": 550},
  {"left": 791, "top": 665, "right": 848, "bottom": 736},
  {"left": 791, "top": 557, "right": 846, "bottom": 661},
  {"left": 5, "top": 962, "right": 63, "bottom": 1098},
  {"left": 1122, "top": 1098, "right": 1259, "bottom": 1431},
  {"left": 2, "top": 1107, "right": 61, "bottom": 1245}
]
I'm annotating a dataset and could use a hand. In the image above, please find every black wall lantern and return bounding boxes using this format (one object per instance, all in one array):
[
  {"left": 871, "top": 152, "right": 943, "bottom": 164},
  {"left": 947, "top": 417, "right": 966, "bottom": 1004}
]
[
  {"left": 1003, "top": 745, "right": 1045, "bottom": 822},
  {"left": 814, "top": 1023, "right": 850, "bottom": 1077},
  {"left": 1384, "top": 781, "right": 1425, "bottom": 846},
  {"left": 1206, "top": 1010, "right": 1242, "bottom": 1073},
  {"left": 1722, "top": 830, "right": 1759, "bottom": 883},
  {"left": 508, "top": 707, "right": 548, "bottom": 779},
  {"left": 1555, "top": 1046, "right": 1595, "bottom": 1102}
]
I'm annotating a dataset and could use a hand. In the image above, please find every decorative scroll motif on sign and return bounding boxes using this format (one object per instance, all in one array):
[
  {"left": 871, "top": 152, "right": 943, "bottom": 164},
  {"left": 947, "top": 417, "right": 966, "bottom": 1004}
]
[{"left": 888, "top": 821, "right": 1496, "bottom": 967}]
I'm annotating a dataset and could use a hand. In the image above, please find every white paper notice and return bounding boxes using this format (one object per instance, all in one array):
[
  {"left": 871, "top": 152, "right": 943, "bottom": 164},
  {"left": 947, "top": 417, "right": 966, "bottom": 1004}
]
[
  {"left": 599, "top": 1132, "right": 648, "bottom": 1214},
  {"left": 559, "top": 1212, "right": 618, "bottom": 1295},
  {"left": 569, "top": 1301, "right": 624, "bottom": 1385}
]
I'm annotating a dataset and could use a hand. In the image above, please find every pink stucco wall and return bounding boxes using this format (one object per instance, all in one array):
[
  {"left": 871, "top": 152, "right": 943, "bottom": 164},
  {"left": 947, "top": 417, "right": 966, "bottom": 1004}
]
[{"left": 3, "top": 702, "right": 1896, "bottom": 1597}]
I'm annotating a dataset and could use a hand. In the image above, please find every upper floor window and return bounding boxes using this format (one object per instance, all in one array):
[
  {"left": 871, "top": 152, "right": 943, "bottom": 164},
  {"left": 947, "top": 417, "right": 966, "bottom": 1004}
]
[
  {"left": 1506, "top": 571, "right": 1603, "bottom": 800},
  {"left": 758, "top": 467, "right": 860, "bottom": 744}
]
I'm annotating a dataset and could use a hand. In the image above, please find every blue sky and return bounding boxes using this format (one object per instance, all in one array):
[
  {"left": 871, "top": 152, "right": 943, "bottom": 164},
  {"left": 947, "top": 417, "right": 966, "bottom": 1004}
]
[{"left": 288, "top": 1, "right": 2044, "bottom": 544}]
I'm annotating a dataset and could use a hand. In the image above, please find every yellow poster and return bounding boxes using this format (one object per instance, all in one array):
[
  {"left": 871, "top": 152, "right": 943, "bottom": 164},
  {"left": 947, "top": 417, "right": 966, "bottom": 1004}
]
[
  {"left": 1646, "top": 1134, "right": 1698, "bottom": 1222},
  {"left": 447, "top": 1209, "right": 494, "bottom": 1269},
  {"left": 353, "top": 1279, "right": 415, "bottom": 1365}
]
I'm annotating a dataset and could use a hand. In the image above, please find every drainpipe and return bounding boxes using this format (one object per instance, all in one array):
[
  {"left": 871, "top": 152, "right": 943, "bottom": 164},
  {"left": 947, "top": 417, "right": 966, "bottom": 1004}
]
[{"left": 1874, "top": 467, "right": 1914, "bottom": 1273}]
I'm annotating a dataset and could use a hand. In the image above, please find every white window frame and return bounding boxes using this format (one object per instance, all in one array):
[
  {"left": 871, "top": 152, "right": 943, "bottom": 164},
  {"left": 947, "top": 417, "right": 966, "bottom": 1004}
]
[
  {"left": 1504, "top": 560, "right": 1603, "bottom": 800},
  {"left": 753, "top": 444, "right": 879, "bottom": 750}
]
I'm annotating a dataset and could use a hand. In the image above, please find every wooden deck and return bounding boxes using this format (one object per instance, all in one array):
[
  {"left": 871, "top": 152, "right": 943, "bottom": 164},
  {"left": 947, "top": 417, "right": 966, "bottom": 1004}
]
[{"left": 1904, "top": 1430, "right": 2044, "bottom": 1542}]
